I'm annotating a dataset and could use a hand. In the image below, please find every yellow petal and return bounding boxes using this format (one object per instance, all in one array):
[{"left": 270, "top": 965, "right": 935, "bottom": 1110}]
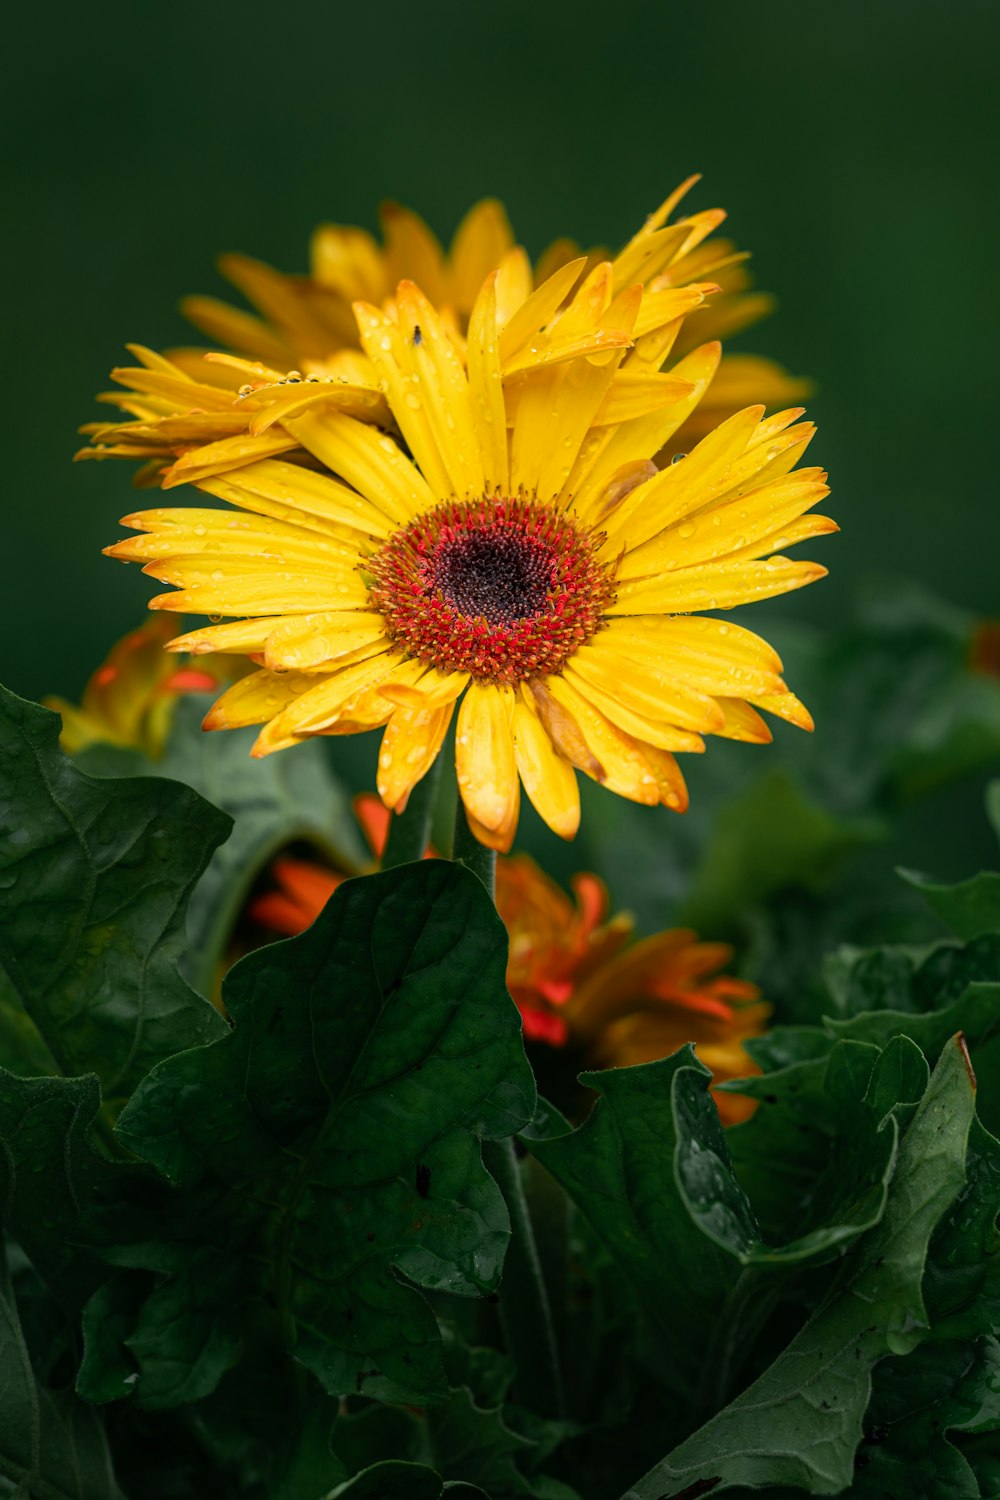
[
  {"left": 378, "top": 668, "right": 469, "bottom": 711},
  {"left": 380, "top": 202, "right": 448, "bottom": 306},
  {"left": 569, "top": 341, "right": 722, "bottom": 521},
  {"left": 713, "top": 698, "right": 773, "bottom": 743},
  {"left": 285, "top": 406, "right": 435, "bottom": 523},
  {"left": 309, "top": 223, "right": 386, "bottom": 301},
  {"left": 396, "top": 281, "right": 485, "bottom": 495},
  {"left": 455, "top": 683, "right": 519, "bottom": 847},
  {"left": 263, "top": 650, "right": 398, "bottom": 738},
  {"left": 752, "top": 691, "right": 814, "bottom": 731},
  {"left": 599, "top": 404, "right": 765, "bottom": 555},
  {"left": 498, "top": 257, "right": 588, "bottom": 365},
  {"left": 494, "top": 247, "right": 534, "bottom": 330},
  {"left": 512, "top": 699, "right": 580, "bottom": 840},
  {"left": 567, "top": 646, "right": 725, "bottom": 732},
  {"left": 198, "top": 458, "right": 394, "bottom": 539},
  {"left": 608, "top": 556, "right": 829, "bottom": 615},
  {"left": 202, "top": 669, "right": 316, "bottom": 730},
  {"left": 598, "top": 616, "right": 784, "bottom": 697},
  {"left": 262, "top": 611, "right": 387, "bottom": 670},
  {"left": 378, "top": 699, "right": 456, "bottom": 812},
  {"left": 162, "top": 431, "right": 299, "bottom": 490},
  {"left": 619, "top": 470, "right": 832, "bottom": 578},
  {"left": 561, "top": 669, "right": 706, "bottom": 752},
  {"left": 591, "top": 371, "right": 696, "bottom": 426},
  {"left": 449, "top": 199, "right": 515, "bottom": 313},
  {"left": 146, "top": 559, "right": 370, "bottom": 616},
  {"left": 543, "top": 675, "right": 683, "bottom": 807},
  {"left": 466, "top": 272, "right": 509, "bottom": 493},
  {"left": 165, "top": 618, "right": 276, "bottom": 655}
]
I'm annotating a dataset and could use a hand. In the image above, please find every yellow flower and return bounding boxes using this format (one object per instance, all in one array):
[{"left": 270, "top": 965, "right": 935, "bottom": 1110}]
[
  {"left": 101, "top": 195, "right": 834, "bottom": 852},
  {"left": 43, "top": 617, "right": 236, "bottom": 756},
  {"left": 76, "top": 181, "right": 804, "bottom": 490}
]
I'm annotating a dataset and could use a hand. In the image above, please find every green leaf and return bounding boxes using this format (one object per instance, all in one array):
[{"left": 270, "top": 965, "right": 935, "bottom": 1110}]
[
  {"left": 527, "top": 1048, "right": 743, "bottom": 1397},
  {"left": 902, "top": 865, "right": 1000, "bottom": 941},
  {"left": 827, "top": 981, "right": 1000, "bottom": 1056},
  {"left": 428, "top": 1384, "right": 535, "bottom": 1497},
  {"left": 711, "top": 1037, "right": 919, "bottom": 1269},
  {"left": 0, "top": 686, "right": 228, "bottom": 1099},
  {"left": 111, "top": 861, "right": 535, "bottom": 1408},
  {"left": 330, "top": 1461, "right": 449, "bottom": 1499},
  {"left": 0, "top": 1244, "right": 123, "bottom": 1500},
  {"left": 77, "top": 699, "right": 366, "bottom": 997},
  {"left": 923, "top": 1118, "right": 1000, "bottom": 1343},
  {"left": 851, "top": 1336, "right": 1000, "bottom": 1498},
  {"left": 619, "top": 1033, "right": 977, "bottom": 1499},
  {"left": 0, "top": 1071, "right": 139, "bottom": 1312}
]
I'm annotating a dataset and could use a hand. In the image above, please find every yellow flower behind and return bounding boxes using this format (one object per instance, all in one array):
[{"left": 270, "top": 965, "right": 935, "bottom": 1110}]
[
  {"left": 102, "top": 218, "right": 834, "bottom": 851},
  {"left": 76, "top": 180, "right": 804, "bottom": 490}
]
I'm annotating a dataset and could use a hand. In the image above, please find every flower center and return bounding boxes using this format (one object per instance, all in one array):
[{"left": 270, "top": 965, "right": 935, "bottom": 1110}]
[{"left": 367, "top": 495, "right": 616, "bottom": 685}]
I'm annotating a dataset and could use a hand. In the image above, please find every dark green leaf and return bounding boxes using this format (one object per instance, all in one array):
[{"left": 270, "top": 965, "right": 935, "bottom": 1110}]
[
  {"left": 852, "top": 1336, "right": 1000, "bottom": 1498},
  {"left": 923, "top": 1118, "right": 1000, "bottom": 1342},
  {"left": 827, "top": 981, "right": 1000, "bottom": 1056},
  {"left": 0, "top": 1244, "right": 122, "bottom": 1500},
  {"left": 0, "top": 1071, "right": 141, "bottom": 1312},
  {"left": 903, "top": 865, "right": 1000, "bottom": 941},
  {"left": 0, "top": 686, "right": 228, "bottom": 1099},
  {"left": 528, "top": 1048, "right": 743, "bottom": 1396},
  {"left": 429, "top": 1384, "right": 535, "bottom": 1497},
  {"left": 78, "top": 699, "right": 366, "bottom": 997},
  {"left": 620, "top": 1034, "right": 977, "bottom": 1498},
  {"left": 111, "top": 861, "right": 535, "bottom": 1408},
  {"left": 329, "top": 1461, "right": 447, "bottom": 1499}
]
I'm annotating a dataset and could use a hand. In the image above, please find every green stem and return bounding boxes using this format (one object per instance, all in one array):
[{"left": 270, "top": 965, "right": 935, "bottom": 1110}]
[
  {"left": 450, "top": 797, "right": 496, "bottom": 896},
  {"left": 692, "top": 1264, "right": 776, "bottom": 1420},
  {"left": 380, "top": 754, "right": 443, "bottom": 870},
  {"left": 451, "top": 798, "right": 566, "bottom": 1418},
  {"left": 482, "top": 1136, "right": 567, "bottom": 1418}
]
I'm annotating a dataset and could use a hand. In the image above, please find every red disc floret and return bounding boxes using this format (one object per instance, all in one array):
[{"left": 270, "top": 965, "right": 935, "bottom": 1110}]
[{"left": 367, "top": 494, "right": 616, "bottom": 685}]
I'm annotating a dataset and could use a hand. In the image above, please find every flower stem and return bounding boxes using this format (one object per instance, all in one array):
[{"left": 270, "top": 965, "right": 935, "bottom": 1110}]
[
  {"left": 481, "top": 1135, "right": 568, "bottom": 1418},
  {"left": 381, "top": 755, "right": 443, "bottom": 870},
  {"left": 451, "top": 797, "right": 566, "bottom": 1417},
  {"left": 450, "top": 797, "right": 496, "bottom": 896}
]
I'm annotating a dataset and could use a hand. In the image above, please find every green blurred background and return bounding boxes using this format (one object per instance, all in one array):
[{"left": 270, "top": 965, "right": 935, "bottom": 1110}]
[{"left": 4, "top": 0, "right": 999, "bottom": 874}]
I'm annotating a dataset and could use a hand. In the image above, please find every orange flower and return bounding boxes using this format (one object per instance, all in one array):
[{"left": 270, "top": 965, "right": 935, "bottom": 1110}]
[
  {"left": 970, "top": 620, "right": 1000, "bottom": 680},
  {"left": 248, "top": 827, "right": 765, "bottom": 1122},
  {"left": 44, "top": 616, "right": 237, "bottom": 756}
]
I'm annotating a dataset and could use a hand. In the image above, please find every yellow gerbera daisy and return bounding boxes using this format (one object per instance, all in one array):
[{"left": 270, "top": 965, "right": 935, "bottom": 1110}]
[
  {"left": 77, "top": 180, "right": 804, "bottom": 491},
  {"left": 103, "top": 233, "right": 833, "bottom": 852}
]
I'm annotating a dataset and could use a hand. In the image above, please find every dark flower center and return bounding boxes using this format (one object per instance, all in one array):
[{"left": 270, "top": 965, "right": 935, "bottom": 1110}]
[{"left": 366, "top": 495, "right": 615, "bottom": 685}]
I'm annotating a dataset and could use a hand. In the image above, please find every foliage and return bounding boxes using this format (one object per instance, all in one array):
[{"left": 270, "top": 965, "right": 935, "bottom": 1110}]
[{"left": 4, "top": 582, "right": 1000, "bottom": 1498}]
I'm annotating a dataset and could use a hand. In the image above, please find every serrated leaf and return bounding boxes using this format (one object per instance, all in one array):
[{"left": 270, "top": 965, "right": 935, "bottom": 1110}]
[
  {"left": 620, "top": 1034, "right": 976, "bottom": 1498},
  {"left": 0, "top": 1245, "right": 123, "bottom": 1500},
  {"left": 826, "top": 980, "right": 1000, "bottom": 1056},
  {"left": 77, "top": 699, "right": 366, "bottom": 996},
  {"left": 429, "top": 1384, "right": 535, "bottom": 1497},
  {"left": 108, "top": 861, "right": 535, "bottom": 1408},
  {"left": 0, "top": 686, "right": 228, "bottom": 1100}
]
